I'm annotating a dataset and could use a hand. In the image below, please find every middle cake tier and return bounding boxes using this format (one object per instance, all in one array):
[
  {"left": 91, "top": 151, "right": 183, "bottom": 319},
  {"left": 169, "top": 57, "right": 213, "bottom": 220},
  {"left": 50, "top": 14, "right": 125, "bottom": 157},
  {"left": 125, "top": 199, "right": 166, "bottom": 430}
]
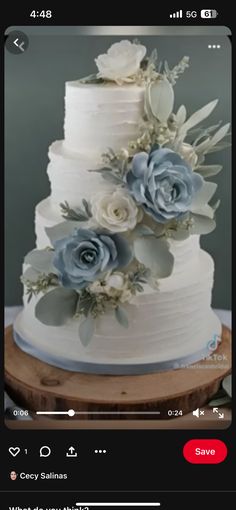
[{"left": 47, "top": 140, "right": 119, "bottom": 207}]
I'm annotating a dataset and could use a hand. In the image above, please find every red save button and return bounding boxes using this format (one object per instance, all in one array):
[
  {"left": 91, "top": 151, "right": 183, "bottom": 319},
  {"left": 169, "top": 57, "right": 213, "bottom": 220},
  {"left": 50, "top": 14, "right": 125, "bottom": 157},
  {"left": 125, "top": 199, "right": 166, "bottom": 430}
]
[{"left": 183, "top": 439, "right": 227, "bottom": 464}]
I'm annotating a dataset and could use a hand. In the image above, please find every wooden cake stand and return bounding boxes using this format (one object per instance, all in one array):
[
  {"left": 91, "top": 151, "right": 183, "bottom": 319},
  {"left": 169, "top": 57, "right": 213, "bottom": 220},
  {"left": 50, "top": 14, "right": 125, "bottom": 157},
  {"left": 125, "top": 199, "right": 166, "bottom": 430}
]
[{"left": 5, "top": 325, "right": 231, "bottom": 423}]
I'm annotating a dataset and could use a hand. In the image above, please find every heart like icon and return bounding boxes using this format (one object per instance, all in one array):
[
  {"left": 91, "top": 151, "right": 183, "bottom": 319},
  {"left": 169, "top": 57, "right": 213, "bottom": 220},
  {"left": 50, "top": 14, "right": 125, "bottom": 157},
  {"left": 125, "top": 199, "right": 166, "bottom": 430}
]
[{"left": 9, "top": 447, "right": 20, "bottom": 457}]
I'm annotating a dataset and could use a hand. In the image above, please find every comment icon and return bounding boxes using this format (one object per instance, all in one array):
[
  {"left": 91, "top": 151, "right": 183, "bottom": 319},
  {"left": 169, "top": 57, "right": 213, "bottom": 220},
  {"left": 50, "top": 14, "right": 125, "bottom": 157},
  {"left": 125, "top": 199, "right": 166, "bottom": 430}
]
[{"left": 39, "top": 445, "right": 51, "bottom": 457}]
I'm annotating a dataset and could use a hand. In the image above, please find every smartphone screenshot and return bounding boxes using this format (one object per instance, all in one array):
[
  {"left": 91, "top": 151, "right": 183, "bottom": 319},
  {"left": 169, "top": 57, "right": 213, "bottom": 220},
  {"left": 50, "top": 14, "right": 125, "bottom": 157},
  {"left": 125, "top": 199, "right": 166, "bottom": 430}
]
[{"left": 2, "top": 10, "right": 233, "bottom": 510}]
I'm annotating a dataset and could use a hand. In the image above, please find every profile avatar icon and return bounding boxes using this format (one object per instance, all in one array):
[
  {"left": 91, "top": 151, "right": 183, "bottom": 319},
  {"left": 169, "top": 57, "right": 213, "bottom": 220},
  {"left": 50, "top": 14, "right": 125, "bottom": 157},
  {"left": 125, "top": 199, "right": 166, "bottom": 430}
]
[{"left": 10, "top": 471, "right": 17, "bottom": 480}]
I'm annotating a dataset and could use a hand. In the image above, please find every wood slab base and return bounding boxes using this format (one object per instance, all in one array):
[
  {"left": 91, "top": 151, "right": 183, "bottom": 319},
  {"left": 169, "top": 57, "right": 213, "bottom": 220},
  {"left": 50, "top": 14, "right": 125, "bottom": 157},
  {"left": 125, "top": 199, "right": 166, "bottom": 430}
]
[{"left": 5, "top": 325, "right": 231, "bottom": 421}]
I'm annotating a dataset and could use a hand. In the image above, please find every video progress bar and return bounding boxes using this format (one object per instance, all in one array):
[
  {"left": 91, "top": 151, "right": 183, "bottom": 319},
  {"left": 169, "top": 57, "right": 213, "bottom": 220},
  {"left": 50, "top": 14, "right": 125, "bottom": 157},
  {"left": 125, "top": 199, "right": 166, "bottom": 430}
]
[
  {"left": 36, "top": 410, "right": 161, "bottom": 416},
  {"left": 76, "top": 504, "right": 161, "bottom": 507}
]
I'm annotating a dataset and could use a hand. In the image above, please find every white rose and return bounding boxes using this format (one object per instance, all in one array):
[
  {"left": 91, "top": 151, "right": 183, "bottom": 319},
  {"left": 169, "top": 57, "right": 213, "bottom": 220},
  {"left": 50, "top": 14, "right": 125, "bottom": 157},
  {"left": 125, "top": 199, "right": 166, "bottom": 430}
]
[
  {"left": 95, "top": 40, "right": 146, "bottom": 82},
  {"left": 91, "top": 190, "right": 142, "bottom": 233},
  {"left": 179, "top": 143, "right": 198, "bottom": 168}
]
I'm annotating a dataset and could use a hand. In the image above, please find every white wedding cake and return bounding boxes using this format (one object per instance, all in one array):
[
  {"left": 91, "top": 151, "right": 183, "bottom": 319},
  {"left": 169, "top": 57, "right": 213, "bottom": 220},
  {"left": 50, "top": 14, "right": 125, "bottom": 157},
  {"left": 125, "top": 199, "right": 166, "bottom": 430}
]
[{"left": 13, "top": 40, "right": 229, "bottom": 374}]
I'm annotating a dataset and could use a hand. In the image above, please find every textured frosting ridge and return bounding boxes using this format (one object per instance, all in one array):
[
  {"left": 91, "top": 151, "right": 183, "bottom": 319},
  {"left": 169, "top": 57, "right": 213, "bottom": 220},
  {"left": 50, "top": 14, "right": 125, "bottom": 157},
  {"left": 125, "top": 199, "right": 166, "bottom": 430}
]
[{"left": 64, "top": 81, "right": 144, "bottom": 155}]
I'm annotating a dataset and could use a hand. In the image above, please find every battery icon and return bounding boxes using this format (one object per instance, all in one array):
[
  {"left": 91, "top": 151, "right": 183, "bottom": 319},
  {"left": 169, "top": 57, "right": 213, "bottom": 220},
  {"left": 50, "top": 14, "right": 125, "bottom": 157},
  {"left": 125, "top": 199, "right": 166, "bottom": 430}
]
[{"left": 201, "top": 9, "right": 218, "bottom": 17}]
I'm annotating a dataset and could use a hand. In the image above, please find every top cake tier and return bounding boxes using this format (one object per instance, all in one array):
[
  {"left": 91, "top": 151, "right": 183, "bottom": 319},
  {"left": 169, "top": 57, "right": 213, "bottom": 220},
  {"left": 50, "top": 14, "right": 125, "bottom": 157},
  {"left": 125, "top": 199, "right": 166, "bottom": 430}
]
[{"left": 63, "top": 81, "right": 145, "bottom": 155}]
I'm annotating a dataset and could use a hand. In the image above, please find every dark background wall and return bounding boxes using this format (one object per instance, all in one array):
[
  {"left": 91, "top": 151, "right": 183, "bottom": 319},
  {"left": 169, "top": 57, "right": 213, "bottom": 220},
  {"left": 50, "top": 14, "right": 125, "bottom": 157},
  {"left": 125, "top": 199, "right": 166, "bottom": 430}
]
[{"left": 5, "top": 33, "right": 231, "bottom": 308}]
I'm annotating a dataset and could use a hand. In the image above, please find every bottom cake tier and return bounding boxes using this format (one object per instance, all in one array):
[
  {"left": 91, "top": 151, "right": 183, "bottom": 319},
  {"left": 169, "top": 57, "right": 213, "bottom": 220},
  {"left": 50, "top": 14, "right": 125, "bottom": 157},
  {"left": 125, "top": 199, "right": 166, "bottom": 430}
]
[{"left": 13, "top": 250, "right": 221, "bottom": 375}]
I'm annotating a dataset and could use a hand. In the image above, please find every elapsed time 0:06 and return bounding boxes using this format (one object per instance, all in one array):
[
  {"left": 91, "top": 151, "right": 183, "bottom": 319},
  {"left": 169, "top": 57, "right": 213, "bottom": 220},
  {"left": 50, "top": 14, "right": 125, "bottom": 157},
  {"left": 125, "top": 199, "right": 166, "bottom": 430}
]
[{"left": 30, "top": 10, "right": 52, "bottom": 18}]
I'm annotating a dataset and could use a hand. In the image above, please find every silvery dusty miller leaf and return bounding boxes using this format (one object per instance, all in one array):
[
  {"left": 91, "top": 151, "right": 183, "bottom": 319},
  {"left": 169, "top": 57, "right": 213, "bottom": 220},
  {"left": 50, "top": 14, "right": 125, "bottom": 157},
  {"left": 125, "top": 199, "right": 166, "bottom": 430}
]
[
  {"left": 79, "top": 315, "right": 95, "bottom": 346},
  {"left": 207, "top": 123, "right": 230, "bottom": 149},
  {"left": 179, "top": 99, "right": 218, "bottom": 135},
  {"left": 176, "top": 105, "right": 186, "bottom": 126},
  {"left": 101, "top": 172, "right": 123, "bottom": 184}
]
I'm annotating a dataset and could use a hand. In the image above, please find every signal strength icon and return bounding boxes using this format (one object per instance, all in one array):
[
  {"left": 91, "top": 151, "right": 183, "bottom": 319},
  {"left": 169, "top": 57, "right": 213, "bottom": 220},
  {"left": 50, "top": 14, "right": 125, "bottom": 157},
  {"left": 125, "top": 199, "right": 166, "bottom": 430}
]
[{"left": 170, "top": 9, "right": 183, "bottom": 18}]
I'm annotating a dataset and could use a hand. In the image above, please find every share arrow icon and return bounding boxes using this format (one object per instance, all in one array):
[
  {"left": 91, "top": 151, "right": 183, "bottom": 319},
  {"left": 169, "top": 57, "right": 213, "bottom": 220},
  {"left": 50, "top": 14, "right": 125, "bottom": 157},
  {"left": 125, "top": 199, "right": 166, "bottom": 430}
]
[{"left": 66, "top": 446, "right": 78, "bottom": 457}]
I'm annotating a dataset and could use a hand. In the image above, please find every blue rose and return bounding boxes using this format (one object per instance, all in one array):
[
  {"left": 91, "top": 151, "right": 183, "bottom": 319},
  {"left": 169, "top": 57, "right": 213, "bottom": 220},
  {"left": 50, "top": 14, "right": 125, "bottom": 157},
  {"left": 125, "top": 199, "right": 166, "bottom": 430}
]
[
  {"left": 52, "top": 228, "right": 132, "bottom": 289},
  {"left": 126, "top": 147, "right": 203, "bottom": 223}
]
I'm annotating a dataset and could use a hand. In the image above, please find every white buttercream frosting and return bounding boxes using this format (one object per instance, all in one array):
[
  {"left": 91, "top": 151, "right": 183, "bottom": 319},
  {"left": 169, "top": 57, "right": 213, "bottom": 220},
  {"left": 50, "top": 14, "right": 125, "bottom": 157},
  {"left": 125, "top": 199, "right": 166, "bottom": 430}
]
[
  {"left": 64, "top": 81, "right": 144, "bottom": 154},
  {"left": 47, "top": 141, "right": 114, "bottom": 207}
]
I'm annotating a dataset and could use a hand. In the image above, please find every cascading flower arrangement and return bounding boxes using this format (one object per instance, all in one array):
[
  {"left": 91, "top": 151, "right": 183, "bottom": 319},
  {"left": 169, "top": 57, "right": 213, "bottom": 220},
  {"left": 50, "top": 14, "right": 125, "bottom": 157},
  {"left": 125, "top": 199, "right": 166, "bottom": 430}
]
[{"left": 22, "top": 40, "right": 230, "bottom": 345}]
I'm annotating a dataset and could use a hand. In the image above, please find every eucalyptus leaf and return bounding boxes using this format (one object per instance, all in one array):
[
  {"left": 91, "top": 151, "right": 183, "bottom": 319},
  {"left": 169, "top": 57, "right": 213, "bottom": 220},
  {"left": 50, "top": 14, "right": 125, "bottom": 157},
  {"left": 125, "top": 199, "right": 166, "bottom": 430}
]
[
  {"left": 190, "top": 181, "right": 217, "bottom": 214},
  {"left": 21, "top": 266, "right": 40, "bottom": 283},
  {"left": 222, "top": 374, "right": 232, "bottom": 398},
  {"left": 24, "top": 249, "right": 55, "bottom": 274},
  {"left": 179, "top": 99, "right": 218, "bottom": 136},
  {"left": 45, "top": 221, "right": 79, "bottom": 244},
  {"left": 134, "top": 237, "right": 174, "bottom": 278},
  {"left": 144, "top": 86, "right": 156, "bottom": 120},
  {"left": 133, "top": 225, "right": 155, "bottom": 237},
  {"left": 189, "top": 214, "right": 216, "bottom": 235},
  {"left": 194, "top": 204, "right": 214, "bottom": 219},
  {"left": 79, "top": 315, "right": 95, "bottom": 346},
  {"left": 35, "top": 288, "right": 78, "bottom": 326},
  {"left": 195, "top": 165, "right": 222, "bottom": 178},
  {"left": 148, "top": 78, "right": 174, "bottom": 123},
  {"left": 208, "top": 395, "right": 232, "bottom": 407},
  {"left": 170, "top": 228, "right": 190, "bottom": 241},
  {"left": 115, "top": 306, "right": 129, "bottom": 328}
]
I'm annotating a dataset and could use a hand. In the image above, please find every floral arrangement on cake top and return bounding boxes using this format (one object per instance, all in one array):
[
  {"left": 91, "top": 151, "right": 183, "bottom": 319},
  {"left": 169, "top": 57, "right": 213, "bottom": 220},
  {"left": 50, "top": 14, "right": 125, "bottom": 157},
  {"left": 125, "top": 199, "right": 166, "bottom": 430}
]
[{"left": 22, "top": 40, "right": 230, "bottom": 345}]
